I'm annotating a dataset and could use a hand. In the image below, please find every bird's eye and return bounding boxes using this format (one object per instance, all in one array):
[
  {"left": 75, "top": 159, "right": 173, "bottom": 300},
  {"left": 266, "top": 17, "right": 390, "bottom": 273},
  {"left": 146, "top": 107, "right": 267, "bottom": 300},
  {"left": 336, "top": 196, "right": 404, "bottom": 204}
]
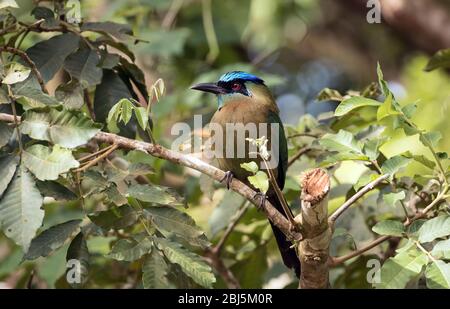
[{"left": 231, "top": 83, "right": 241, "bottom": 91}]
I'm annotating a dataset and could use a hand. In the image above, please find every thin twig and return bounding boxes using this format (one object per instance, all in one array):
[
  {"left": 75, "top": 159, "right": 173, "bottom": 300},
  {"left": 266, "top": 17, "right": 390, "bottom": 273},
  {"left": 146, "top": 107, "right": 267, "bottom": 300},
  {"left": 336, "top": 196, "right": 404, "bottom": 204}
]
[
  {"left": 288, "top": 133, "right": 319, "bottom": 139},
  {"left": 83, "top": 89, "right": 96, "bottom": 120},
  {"left": 204, "top": 249, "right": 240, "bottom": 289},
  {"left": 329, "top": 174, "right": 390, "bottom": 224},
  {"left": 6, "top": 86, "right": 23, "bottom": 152},
  {"left": 0, "top": 46, "right": 48, "bottom": 94},
  {"left": 77, "top": 144, "right": 116, "bottom": 162},
  {"left": 213, "top": 201, "right": 250, "bottom": 255},
  {"left": 262, "top": 158, "right": 298, "bottom": 229},
  {"left": 74, "top": 144, "right": 118, "bottom": 172},
  {"left": 288, "top": 146, "right": 311, "bottom": 167}
]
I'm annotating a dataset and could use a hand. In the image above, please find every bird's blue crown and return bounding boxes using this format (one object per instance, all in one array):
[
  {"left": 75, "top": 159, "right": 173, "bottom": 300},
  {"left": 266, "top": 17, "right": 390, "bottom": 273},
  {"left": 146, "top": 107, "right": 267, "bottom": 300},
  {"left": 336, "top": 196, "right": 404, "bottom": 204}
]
[{"left": 218, "top": 71, "right": 264, "bottom": 84}]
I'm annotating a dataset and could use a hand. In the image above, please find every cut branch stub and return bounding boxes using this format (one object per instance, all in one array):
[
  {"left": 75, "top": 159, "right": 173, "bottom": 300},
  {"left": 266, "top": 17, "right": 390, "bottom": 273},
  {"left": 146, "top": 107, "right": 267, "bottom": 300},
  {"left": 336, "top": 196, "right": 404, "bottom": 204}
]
[{"left": 296, "top": 168, "right": 331, "bottom": 289}]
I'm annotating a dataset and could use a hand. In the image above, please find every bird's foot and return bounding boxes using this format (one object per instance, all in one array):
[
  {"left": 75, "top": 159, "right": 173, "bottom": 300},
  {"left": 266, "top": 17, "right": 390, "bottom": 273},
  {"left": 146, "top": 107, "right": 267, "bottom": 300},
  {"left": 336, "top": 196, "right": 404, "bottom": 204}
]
[
  {"left": 220, "top": 171, "right": 234, "bottom": 190},
  {"left": 253, "top": 192, "right": 267, "bottom": 210}
]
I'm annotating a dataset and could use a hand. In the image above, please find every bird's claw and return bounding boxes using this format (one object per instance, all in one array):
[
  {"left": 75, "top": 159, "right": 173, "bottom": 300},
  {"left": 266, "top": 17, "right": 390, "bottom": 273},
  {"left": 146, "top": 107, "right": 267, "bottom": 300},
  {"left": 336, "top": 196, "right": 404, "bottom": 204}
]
[
  {"left": 253, "top": 192, "right": 267, "bottom": 210},
  {"left": 220, "top": 171, "right": 234, "bottom": 190}
]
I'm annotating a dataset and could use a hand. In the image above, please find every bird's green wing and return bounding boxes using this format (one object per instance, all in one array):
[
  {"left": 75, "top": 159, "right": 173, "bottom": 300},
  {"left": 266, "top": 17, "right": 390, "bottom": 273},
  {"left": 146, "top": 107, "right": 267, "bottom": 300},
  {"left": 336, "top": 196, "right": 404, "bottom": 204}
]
[{"left": 267, "top": 111, "right": 288, "bottom": 190}]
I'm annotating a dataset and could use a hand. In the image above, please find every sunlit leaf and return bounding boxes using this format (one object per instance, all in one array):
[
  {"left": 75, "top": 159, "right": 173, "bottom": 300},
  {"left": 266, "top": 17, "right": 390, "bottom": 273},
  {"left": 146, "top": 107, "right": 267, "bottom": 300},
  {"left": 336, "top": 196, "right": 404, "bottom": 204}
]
[
  {"left": 2, "top": 63, "right": 31, "bottom": 85},
  {"left": 425, "top": 261, "right": 450, "bottom": 289},
  {"left": 431, "top": 239, "right": 450, "bottom": 260},
  {"left": 240, "top": 161, "right": 259, "bottom": 174},
  {"left": 334, "top": 96, "right": 381, "bottom": 117},
  {"left": 418, "top": 215, "right": 450, "bottom": 243},
  {"left": 21, "top": 107, "right": 102, "bottom": 148},
  {"left": 372, "top": 220, "right": 405, "bottom": 237},
  {"left": 23, "top": 144, "right": 79, "bottom": 181},
  {"left": 247, "top": 171, "right": 269, "bottom": 194},
  {"left": 375, "top": 248, "right": 428, "bottom": 289},
  {"left": 380, "top": 155, "right": 411, "bottom": 176}
]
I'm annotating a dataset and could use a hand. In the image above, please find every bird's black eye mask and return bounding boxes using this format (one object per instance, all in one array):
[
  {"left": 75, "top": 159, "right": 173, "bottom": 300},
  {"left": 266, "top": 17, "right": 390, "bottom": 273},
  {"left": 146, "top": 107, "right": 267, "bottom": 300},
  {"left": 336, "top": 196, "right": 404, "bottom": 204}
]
[{"left": 217, "top": 79, "right": 250, "bottom": 96}]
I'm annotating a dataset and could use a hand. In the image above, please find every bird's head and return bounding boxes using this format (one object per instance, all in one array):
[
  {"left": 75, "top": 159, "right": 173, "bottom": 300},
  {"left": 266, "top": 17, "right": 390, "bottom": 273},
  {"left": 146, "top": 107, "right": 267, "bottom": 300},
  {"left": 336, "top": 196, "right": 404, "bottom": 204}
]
[{"left": 191, "top": 71, "right": 267, "bottom": 109}]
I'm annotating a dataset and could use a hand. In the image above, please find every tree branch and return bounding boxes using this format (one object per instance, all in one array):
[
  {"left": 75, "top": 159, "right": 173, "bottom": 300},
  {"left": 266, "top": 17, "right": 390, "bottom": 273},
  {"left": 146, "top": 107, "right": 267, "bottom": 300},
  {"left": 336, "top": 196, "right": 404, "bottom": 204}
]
[
  {"left": 0, "top": 46, "right": 48, "bottom": 94},
  {"left": 328, "top": 174, "right": 390, "bottom": 225},
  {"left": 0, "top": 112, "right": 302, "bottom": 242},
  {"left": 296, "top": 168, "right": 331, "bottom": 289}
]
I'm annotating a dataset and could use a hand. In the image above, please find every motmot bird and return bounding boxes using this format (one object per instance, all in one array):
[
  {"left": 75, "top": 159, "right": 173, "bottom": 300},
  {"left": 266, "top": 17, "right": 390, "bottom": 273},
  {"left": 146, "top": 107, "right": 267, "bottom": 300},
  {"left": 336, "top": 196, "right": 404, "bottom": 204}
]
[{"left": 191, "top": 71, "right": 300, "bottom": 277}]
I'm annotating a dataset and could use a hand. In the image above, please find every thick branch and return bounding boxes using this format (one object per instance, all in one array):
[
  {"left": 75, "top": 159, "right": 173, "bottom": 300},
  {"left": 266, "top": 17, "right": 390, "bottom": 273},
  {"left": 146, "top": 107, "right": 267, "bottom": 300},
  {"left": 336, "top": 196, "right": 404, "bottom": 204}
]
[
  {"left": 0, "top": 112, "right": 302, "bottom": 242},
  {"left": 296, "top": 169, "right": 331, "bottom": 289},
  {"left": 0, "top": 46, "right": 48, "bottom": 94}
]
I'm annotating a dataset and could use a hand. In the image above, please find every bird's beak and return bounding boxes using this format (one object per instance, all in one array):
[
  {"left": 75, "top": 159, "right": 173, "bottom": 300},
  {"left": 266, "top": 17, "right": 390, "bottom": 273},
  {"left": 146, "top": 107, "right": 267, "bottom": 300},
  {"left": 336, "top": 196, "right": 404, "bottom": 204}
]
[{"left": 190, "top": 82, "right": 226, "bottom": 95}]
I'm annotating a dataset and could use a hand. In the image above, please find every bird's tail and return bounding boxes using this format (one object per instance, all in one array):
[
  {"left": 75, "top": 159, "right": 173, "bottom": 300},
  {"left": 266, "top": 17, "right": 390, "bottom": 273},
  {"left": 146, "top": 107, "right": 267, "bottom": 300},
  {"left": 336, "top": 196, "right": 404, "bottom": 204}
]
[{"left": 267, "top": 193, "right": 301, "bottom": 278}]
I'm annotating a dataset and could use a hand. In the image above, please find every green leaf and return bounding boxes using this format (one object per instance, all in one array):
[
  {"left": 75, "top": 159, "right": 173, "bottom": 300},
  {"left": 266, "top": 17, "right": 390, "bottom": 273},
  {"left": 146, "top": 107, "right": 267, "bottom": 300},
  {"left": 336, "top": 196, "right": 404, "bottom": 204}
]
[
  {"left": 380, "top": 155, "right": 411, "bottom": 176},
  {"left": 383, "top": 191, "right": 406, "bottom": 208},
  {"left": 0, "top": 0, "right": 19, "bottom": 10},
  {"left": 406, "top": 219, "right": 426, "bottom": 239},
  {"left": 316, "top": 88, "right": 344, "bottom": 102},
  {"left": 106, "top": 237, "right": 152, "bottom": 262},
  {"left": 240, "top": 161, "right": 259, "bottom": 174},
  {"left": 402, "top": 103, "right": 418, "bottom": 119},
  {"left": 139, "top": 29, "right": 190, "bottom": 57},
  {"left": 401, "top": 151, "right": 435, "bottom": 170},
  {"left": 134, "top": 106, "right": 148, "bottom": 131},
  {"left": 418, "top": 215, "right": 450, "bottom": 243},
  {"left": 419, "top": 131, "right": 442, "bottom": 148},
  {"left": 21, "top": 107, "right": 102, "bottom": 148},
  {"left": 372, "top": 220, "right": 405, "bottom": 237},
  {"left": 334, "top": 96, "right": 381, "bottom": 117},
  {"left": 247, "top": 171, "right": 269, "bottom": 194},
  {"left": 0, "top": 166, "right": 44, "bottom": 251},
  {"left": 36, "top": 180, "right": 77, "bottom": 201},
  {"left": 127, "top": 184, "right": 182, "bottom": 206},
  {"left": 0, "top": 154, "right": 18, "bottom": 196},
  {"left": 0, "top": 122, "right": 12, "bottom": 147},
  {"left": 431, "top": 239, "right": 450, "bottom": 259},
  {"left": 425, "top": 49, "right": 450, "bottom": 71},
  {"left": 363, "top": 138, "right": 386, "bottom": 161},
  {"left": 142, "top": 249, "right": 171, "bottom": 289},
  {"left": 64, "top": 47, "right": 102, "bottom": 87},
  {"left": 320, "top": 130, "right": 365, "bottom": 155},
  {"left": 55, "top": 81, "right": 84, "bottom": 109},
  {"left": 24, "top": 219, "right": 81, "bottom": 260},
  {"left": 144, "top": 206, "right": 209, "bottom": 248},
  {"left": 23, "top": 144, "right": 79, "bottom": 181},
  {"left": 94, "top": 70, "right": 136, "bottom": 138},
  {"left": 375, "top": 248, "right": 428, "bottom": 289},
  {"left": 377, "top": 93, "right": 400, "bottom": 121},
  {"left": 120, "top": 98, "right": 133, "bottom": 125},
  {"left": 88, "top": 205, "right": 138, "bottom": 230},
  {"left": 25, "top": 33, "right": 80, "bottom": 82},
  {"left": 155, "top": 237, "right": 215, "bottom": 288},
  {"left": 2, "top": 63, "right": 31, "bottom": 85},
  {"left": 81, "top": 22, "right": 134, "bottom": 41},
  {"left": 13, "top": 84, "right": 60, "bottom": 110},
  {"left": 66, "top": 232, "right": 89, "bottom": 288},
  {"left": 425, "top": 261, "right": 450, "bottom": 289}
]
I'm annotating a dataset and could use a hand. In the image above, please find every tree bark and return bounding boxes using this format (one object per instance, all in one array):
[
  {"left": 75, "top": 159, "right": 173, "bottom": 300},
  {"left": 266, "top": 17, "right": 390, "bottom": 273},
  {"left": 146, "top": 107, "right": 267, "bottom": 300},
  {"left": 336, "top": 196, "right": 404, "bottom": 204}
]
[{"left": 296, "top": 169, "right": 331, "bottom": 289}]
